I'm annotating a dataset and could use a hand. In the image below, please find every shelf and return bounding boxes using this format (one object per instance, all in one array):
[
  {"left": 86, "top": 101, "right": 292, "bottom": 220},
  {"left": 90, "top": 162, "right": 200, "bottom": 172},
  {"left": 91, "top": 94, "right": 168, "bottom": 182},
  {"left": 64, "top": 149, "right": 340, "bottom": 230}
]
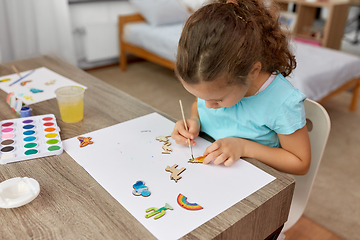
[{"left": 277, "top": 0, "right": 349, "bottom": 49}]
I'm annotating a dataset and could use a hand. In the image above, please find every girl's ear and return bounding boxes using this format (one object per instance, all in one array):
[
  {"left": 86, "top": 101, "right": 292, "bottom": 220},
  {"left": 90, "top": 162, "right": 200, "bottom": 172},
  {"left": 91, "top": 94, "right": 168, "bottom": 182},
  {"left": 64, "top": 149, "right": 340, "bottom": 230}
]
[{"left": 248, "top": 62, "right": 262, "bottom": 80}]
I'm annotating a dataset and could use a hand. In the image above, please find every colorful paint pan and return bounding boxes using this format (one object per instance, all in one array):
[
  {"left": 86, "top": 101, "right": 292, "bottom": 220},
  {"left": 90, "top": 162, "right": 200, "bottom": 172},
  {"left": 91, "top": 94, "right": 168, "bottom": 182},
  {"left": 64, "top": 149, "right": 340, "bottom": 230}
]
[
  {"left": 23, "top": 130, "right": 35, "bottom": 136},
  {"left": 1, "top": 146, "right": 15, "bottom": 153},
  {"left": 46, "top": 139, "right": 59, "bottom": 145},
  {"left": 44, "top": 127, "right": 56, "bottom": 132},
  {"left": 23, "top": 136, "right": 37, "bottom": 142},
  {"left": 1, "top": 128, "right": 14, "bottom": 133},
  {"left": 1, "top": 139, "right": 15, "bottom": 145},
  {"left": 24, "top": 143, "right": 38, "bottom": 149},
  {"left": 0, "top": 114, "right": 63, "bottom": 165},
  {"left": 45, "top": 133, "right": 58, "bottom": 138},
  {"left": 43, "top": 122, "right": 54, "bottom": 127},
  {"left": 48, "top": 146, "right": 61, "bottom": 151},
  {"left": 0, "top": 152, "right": 16, "bottom": 160},
  {"left": 24, "top": 149, "right": 38, "bottom": 155},
  {"left": 1, "top": 133, "right": 15, "bottom": 140},
  {"left": 22, "top": 119, "right": 33, "bottom": 124},
  {"left": 2, "top": 122, "right": 14, "bottom": 127}
]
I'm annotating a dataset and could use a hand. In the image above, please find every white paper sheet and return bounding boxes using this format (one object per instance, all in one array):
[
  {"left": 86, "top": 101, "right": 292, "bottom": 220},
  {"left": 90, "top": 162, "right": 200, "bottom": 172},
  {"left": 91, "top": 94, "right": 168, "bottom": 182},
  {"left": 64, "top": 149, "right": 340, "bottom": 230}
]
[
  {"left": 0, "top": 67, "right": 87, "bottom": 105},
  {"left": 63, "top": 113, "right": 276, "bottom": 240}
]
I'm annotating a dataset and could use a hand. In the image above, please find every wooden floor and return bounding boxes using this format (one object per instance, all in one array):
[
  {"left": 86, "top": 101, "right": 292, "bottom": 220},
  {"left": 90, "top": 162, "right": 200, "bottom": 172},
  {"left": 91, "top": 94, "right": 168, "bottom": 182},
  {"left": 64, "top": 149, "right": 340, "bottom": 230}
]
[{"left": 284, "top": 216, "right": 343, "bottom": 240}]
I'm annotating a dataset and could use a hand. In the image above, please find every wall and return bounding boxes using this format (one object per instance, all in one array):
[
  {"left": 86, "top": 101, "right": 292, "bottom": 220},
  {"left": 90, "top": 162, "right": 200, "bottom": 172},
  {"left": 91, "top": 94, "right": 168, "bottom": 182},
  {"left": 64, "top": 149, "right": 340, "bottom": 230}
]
[{"left": 69, "top": 1, "right": 137, "bottom": 69}]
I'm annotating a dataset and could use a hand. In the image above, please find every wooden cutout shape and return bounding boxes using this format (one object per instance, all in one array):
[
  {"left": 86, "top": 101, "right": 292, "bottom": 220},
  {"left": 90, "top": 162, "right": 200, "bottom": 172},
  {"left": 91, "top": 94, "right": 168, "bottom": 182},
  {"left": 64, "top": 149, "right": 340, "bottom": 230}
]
[
  {"left": 162, "top": 145, "right": 172, "bottom": 152},
  {"left": 23, "top": 95, "right": 34, "bottom": 101},
  {"left": 156, "top": 135, "right": 172, "bottom": 154},
  {"left": 20, "top": 80, "right": 32, "bottom": 86},
  {"left": 165, "top": 164, "right": 186, "bottom": 183},
  {"left": 177, "top": 193, "right": 203, "bottom": 210},
  {"left": 145, "top": 203, "right": 173, "bottom": 219},
  {"left": 30, "top": 88, "right": 43, "bottom": 93},
  {"left": 45, "top": 79, "right": 56, "bottom": 85},
  {"left": 132, "top": 180, "right": 151, "bottom": 197},
  {"left": 78, "top": 136, "right": 93, "bottom": 147},
  {"left": 188, "top": 155, "right": 206, "bottom": 164},
  {"left": 156, "top": 135, "right": 170, "bottom": 142}
]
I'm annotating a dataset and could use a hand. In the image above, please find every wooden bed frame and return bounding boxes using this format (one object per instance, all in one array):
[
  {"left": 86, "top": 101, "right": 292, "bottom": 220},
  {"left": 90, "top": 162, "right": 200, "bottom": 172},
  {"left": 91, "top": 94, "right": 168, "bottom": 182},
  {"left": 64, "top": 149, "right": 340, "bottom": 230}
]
[
  {"left": 118, "top": 14, "right": 360, "bottom": 111},
  {"left": 118, "top": 14, "right": 175, "bottom": 71}
]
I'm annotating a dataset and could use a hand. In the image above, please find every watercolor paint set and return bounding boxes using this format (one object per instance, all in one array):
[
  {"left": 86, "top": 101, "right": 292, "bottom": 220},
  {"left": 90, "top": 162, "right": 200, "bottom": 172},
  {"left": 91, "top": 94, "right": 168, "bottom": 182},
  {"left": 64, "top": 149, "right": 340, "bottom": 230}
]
[{"left": 0, "top": 114, "right": 63, "bottom": 164}]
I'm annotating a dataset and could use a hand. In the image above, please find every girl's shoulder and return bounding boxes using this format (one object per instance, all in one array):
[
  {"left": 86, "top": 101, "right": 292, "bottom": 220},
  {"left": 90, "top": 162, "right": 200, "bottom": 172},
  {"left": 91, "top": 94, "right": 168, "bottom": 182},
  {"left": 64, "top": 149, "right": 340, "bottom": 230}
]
[
  {"left": 268, "top": 74, "right": 306, "bottom": 101},
  {"left": 253, "top": 74, "right": 306, "bottom": 116}
]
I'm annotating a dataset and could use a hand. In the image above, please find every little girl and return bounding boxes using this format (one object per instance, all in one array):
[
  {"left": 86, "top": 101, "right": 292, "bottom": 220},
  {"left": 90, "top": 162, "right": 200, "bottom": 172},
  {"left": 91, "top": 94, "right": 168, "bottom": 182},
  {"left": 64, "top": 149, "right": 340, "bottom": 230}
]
[{"left": 171, "top": 0, "right": 311, "bottom": 175}]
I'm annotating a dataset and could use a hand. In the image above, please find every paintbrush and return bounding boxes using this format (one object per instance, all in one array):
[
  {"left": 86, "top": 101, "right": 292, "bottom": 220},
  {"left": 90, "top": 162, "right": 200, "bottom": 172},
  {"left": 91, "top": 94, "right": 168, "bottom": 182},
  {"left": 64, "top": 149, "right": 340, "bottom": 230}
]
[
  {"left": 9, "top": 69, "right": 35, "bottom": 87},
  {"left": 11, "top": 65, "right": 22, "bottom": 78},
  {"left": 179, "top": 100, "right": 195, "bottom": 160}
]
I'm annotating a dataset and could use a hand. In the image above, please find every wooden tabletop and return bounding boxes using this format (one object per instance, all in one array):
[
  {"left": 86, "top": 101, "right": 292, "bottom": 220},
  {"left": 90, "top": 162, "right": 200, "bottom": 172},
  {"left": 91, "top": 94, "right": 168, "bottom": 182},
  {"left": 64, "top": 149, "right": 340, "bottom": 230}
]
[{"left": 0, "top": 56, "right": 295, "bottom": 240}]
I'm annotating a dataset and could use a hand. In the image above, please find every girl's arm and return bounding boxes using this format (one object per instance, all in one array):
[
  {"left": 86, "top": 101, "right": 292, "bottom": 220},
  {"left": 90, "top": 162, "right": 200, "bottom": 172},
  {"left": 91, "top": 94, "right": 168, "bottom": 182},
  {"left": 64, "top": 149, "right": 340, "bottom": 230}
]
[
  {"left": 245, "top": 126, "right": 311, "bottom": 175},
  {"left": 203, "top": 126, "right": 311, "bottom": 175}
]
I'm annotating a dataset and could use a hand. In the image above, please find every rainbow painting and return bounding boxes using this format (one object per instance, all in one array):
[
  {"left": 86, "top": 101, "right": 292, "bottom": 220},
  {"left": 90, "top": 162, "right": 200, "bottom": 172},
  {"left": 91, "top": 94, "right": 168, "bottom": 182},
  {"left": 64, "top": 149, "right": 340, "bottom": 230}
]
[{"left": 177, "top": 193, "right": 203, "bottom": 211}]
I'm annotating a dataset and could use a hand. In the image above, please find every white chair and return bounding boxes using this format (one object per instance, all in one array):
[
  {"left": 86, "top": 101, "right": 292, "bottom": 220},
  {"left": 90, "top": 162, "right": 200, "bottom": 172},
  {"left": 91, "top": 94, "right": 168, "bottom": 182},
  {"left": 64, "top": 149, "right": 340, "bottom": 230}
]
[{"left": 283, "top": 98, "right": 331, "bottom": 232}]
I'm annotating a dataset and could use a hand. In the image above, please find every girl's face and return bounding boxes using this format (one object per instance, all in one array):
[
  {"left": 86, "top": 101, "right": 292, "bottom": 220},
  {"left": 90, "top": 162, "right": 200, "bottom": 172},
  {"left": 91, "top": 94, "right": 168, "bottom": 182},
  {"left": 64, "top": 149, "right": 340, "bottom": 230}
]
[{"left": 180, "top": 77, "right": 250, "bottom": 109}]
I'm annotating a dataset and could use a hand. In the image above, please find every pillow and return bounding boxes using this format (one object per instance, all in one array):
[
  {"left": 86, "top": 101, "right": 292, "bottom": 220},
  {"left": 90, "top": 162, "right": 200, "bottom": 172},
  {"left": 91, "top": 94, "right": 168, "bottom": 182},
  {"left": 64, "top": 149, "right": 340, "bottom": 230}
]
[{"left": 129, "top": 0, "right": 190, "bottom": 26}]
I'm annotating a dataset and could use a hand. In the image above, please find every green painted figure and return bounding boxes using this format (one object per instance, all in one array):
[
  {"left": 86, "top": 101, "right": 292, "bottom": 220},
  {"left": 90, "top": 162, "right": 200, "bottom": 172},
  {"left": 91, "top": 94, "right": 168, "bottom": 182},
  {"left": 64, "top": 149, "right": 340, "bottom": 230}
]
[{"left": 145, "top": 203, "right": 173, "bottom": 219}]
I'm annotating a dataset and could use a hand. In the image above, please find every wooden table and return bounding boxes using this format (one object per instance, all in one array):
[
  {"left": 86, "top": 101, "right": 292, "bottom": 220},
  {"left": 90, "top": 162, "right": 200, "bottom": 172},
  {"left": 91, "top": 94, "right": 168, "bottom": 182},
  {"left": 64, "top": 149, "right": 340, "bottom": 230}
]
[{"left": 0, "top": 56, "right": 295, "bottom": 240}]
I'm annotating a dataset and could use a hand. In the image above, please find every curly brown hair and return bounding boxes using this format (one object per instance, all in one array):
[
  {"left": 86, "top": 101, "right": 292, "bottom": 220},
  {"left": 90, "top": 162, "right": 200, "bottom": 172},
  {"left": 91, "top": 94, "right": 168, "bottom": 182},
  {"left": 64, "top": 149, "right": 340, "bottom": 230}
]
[{"left": 175, "top": 0, "right": 296, "bottom": 85}]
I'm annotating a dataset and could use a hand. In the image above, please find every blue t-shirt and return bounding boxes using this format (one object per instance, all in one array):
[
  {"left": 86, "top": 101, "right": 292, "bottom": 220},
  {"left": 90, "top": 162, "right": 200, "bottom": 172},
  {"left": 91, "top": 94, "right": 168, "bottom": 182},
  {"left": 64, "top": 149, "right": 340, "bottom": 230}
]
[{"left": 197, "top": 74, "right": 306, "bottom": 147}]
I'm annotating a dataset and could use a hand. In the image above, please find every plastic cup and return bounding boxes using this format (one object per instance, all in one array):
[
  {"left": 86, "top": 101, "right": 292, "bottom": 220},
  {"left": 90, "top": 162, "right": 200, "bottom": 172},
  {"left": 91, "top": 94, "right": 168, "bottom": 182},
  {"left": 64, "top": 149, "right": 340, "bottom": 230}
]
[{"left": 55, "top": 86, "right": 85, "bottom": 123}]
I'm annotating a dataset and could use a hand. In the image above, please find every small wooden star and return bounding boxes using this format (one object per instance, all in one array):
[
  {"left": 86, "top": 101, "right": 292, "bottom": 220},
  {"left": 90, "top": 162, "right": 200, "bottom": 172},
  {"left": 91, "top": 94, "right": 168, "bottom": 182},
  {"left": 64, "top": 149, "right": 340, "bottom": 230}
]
[{"left": 78, "top": 136, "right": 93, "bottom": 147}]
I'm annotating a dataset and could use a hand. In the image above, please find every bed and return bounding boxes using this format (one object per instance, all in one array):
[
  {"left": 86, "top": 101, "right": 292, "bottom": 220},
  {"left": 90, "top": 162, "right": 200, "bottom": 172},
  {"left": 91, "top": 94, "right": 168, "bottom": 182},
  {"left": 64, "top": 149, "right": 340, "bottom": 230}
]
[{"left": 118, "top": 14, "right": 360, "bottom": 111}]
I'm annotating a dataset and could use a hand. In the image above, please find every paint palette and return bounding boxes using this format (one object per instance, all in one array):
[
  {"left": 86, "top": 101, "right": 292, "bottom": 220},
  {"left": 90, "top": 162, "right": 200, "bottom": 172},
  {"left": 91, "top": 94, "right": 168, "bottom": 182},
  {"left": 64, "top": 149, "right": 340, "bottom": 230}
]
[{"left": 0, "top": 114, "right": 63, "bottom": 164}]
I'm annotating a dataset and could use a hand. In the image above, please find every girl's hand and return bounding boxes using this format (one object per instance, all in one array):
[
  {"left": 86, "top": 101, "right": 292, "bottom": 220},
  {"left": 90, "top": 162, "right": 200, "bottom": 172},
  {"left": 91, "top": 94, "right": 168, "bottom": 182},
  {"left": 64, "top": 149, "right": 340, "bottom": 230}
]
[
  {"left": 203, "top": 137, "right": 245, "bottom": 166},
  {"left": 171, "top": 118, "right": 200, "bottom": 146}
]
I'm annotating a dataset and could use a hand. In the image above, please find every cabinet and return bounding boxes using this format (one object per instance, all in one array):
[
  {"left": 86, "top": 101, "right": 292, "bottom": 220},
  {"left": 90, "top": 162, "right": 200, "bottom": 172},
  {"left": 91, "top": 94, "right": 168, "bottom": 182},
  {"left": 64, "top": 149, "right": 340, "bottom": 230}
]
[{"left": 278, "top": 0, "right": 350, "bottom": 49}]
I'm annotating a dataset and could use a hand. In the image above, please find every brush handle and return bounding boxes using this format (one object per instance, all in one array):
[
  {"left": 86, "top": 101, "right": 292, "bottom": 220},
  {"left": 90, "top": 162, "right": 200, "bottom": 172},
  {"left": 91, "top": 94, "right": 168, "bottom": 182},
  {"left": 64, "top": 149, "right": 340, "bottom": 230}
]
[
  {"left": 11, "top": 65, "right": 22, "bottom": 78},
  {"left": 179, "top": 100, "right": 194, "bottom": 158},
  {"left": 179, "top": 100, "right": 189, "bottom": 131}
]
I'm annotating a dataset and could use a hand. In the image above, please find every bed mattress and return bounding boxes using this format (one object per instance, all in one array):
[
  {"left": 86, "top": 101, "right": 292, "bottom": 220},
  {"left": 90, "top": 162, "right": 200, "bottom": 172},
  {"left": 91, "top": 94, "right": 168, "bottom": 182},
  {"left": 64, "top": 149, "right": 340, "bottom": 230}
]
[
  {"left": 124, "top": 22, "right": 182, "bottom": 63},
  {"left": 289, "top": 41, "right": 360, "bottom": 100},
  {"left": 124, "top": 22, "right": 360, "bottom": 101}
]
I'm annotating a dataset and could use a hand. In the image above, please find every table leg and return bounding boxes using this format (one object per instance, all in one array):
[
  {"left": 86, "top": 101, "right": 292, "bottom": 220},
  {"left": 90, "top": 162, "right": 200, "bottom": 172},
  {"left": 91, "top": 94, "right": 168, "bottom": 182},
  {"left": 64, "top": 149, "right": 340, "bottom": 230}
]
[{"left": 264, "top": 224, "right": 284, "bottom": 240}]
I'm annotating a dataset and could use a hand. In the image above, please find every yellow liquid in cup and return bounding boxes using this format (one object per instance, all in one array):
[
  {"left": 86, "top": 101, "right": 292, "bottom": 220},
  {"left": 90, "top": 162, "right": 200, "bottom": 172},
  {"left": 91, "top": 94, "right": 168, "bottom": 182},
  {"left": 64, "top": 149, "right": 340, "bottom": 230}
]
[{"left": 58, "top": 100, "right": 84, "bottom": 123}]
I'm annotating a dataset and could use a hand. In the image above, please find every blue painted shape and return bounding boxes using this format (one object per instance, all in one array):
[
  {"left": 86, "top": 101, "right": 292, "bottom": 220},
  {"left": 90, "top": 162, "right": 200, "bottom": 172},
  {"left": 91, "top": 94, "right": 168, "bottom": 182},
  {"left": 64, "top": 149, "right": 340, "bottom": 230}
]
[
  {"left": 30, "top": 88, "right": 43, "bottom": 93},
  {"left": 132, "top": 180, "right": 151, "bottom": 197}
]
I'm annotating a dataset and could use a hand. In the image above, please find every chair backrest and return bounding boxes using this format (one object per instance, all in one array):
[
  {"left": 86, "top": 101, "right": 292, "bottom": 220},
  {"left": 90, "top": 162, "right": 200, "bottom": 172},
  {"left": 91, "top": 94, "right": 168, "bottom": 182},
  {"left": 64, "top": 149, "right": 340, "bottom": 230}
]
[{"left": 283, "top": 98, "right": 331, "bottom": 232}]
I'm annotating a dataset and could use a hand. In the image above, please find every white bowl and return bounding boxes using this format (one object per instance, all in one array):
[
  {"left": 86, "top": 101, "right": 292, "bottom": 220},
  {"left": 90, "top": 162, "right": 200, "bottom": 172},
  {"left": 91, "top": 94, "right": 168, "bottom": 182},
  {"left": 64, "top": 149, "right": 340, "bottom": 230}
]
[{"left": 0, "top": 177, "right": 40, "bottom": 208}]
